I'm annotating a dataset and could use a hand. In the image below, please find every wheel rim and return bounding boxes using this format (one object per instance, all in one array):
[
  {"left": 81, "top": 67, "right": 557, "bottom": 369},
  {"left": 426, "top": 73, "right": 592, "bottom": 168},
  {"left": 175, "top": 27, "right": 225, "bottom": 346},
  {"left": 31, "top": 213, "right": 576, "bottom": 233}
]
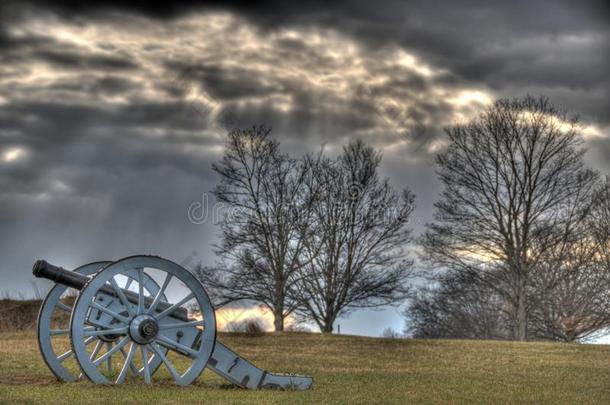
[
  {"left": 70, "top": 256, "right": 216, "bottom": 385},
  {"left": 37, "top": 262, "right": 109, "bottom": 382},
  {"left": 37, "top": 261, "right": 166, "bottom": 382}
]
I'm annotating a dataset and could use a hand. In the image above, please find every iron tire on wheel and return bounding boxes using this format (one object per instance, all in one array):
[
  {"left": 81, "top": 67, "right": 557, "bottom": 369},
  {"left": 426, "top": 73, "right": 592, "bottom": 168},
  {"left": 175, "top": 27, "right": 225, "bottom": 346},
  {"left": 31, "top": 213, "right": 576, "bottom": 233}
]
[
  {"left": 69, "top": 255, "right": 216, "bottom": 385},
  {"left": 37, "top": 261, "right": 167, "bottom": 382},
  {"left": 37, "top": 261, "right": 110, "bottom": 382}
]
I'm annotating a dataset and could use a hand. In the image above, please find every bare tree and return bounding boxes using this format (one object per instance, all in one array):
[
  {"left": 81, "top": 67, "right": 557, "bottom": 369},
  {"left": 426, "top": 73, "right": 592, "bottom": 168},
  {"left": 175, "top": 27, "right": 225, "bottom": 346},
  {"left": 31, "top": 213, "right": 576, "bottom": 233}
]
[
  {"left": 409, "top": 184, "right": 610, "bottom": 342},
  {"left": 406, "top": 270, "right": 511, "bottom": 340},
  {"left": 528, "top": 179, "right": 610, "bottom": 341},
  {"left": 412, "top": 186, "right": 610, "bottom": 342},
  {"left": 591, "top": 178, "right": 610, "bottom": 271},
  {"left": 381, "top": 327, "right": 403, "bottom": 339},
  {"left": 197, "top": 126, "right": 317, "bottom": 331},
  {"left": 293, "top": 140, "right": 415, "bottom": 333},
  {"left": 421, "top": 96, "right": 600, "bottom": 341}
]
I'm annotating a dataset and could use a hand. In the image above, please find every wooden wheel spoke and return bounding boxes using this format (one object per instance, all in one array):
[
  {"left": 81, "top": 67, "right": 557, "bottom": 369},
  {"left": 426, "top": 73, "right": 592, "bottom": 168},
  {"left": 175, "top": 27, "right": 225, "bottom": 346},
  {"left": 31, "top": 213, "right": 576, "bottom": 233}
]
[
  {"left": 110, "top": 277, "right": 136, "bottom": 317},
  {"left": 93, "top": 337, "right": 129, "bottom": 367},
  {"left": 90, "top": 301, "right": 130, "bottom": 324},
  {"left": 57, "top": 349, "right": 73, "bottom": 362},
  {"left": 159, "top": 320, "right": 204, "bottom": 330},
  {"left": 156, "top": 334, "right": 199, "bottom": 357},
  {"left": 154, "top": 293, "right": 194, "bottom": 321},
  {"left": 140, "top": 345, "right": 152, "bottom": 384},
  {"left": 116, "top": 343, "right": 137, "bottom": 384},
  {"left": 138, "top": 268, "right": 145, "bottom": 313},
  {"left": 55, "top": 301, "right": 72, "bottom": 313},
  {"left": 83, "top": 326, "right": 128, "bottom": 337},
  {"left": 147, "top": 274, "right": 172, "bottom": 315},
  {"left": 120, "top": 346, "right": 142, "bottom": 375},
  {"left": 89, "top": 340, "right": 103, "bottom": 360},
  {"left": 148, "top": 343, "right": 180, "bottom": 382}
]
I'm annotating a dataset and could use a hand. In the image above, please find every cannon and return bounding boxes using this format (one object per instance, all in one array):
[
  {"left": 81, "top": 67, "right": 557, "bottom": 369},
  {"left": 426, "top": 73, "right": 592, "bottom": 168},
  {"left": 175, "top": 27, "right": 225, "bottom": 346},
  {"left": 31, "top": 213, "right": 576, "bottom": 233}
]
[{"left": 32, "top": 255, "right": 313, "bottom": 388}]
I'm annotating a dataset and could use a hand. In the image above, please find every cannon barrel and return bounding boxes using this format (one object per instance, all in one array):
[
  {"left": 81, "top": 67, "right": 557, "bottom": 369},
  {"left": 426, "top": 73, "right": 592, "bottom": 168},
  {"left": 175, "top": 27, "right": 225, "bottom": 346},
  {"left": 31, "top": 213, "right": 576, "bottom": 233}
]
[
  {"left": 33, "top": 260, "right": 188, "bottom": 321},
  {"left": 33, "top": 260, "right": 90, "bottom": 290}
]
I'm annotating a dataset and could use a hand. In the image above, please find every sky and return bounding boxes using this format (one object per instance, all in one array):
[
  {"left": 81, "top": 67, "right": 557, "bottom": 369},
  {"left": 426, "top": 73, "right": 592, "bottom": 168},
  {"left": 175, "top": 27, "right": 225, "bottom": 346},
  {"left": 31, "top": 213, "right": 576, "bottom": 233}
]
[{"left": 1, "top": 0, "right": 609, "bottom": 336}]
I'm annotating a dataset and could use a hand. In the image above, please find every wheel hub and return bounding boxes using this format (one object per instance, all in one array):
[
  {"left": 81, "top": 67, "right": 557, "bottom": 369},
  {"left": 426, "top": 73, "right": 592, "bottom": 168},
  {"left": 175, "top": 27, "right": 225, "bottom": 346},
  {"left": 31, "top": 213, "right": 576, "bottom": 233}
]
[{"left": 129, "top": 314, "right": 159, "bottom": 344}]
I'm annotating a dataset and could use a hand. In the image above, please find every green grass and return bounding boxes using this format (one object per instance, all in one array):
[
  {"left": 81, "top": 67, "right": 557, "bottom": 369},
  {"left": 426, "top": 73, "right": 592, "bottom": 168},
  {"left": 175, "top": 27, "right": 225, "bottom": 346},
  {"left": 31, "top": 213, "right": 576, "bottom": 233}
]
[{"left": 1, "top": 331, "right": 610, "bottom": 404}]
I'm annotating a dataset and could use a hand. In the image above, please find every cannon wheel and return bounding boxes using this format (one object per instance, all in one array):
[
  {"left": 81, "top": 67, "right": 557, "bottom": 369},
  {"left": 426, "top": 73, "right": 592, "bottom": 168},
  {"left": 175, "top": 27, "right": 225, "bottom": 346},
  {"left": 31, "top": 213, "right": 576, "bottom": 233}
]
[
  {"left": 70, "top": 256, "right": 216, "bottom": 385},
  {"left": 37, "top": 261, "right": 166, "bottom": 382}
]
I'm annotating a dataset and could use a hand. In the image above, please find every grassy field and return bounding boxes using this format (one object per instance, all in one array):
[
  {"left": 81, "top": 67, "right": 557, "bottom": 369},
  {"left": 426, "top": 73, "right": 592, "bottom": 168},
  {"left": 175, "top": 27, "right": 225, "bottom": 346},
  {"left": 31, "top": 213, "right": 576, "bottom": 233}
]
[{"left": 1, "top": 330, "right": 609, "bottom": 404}]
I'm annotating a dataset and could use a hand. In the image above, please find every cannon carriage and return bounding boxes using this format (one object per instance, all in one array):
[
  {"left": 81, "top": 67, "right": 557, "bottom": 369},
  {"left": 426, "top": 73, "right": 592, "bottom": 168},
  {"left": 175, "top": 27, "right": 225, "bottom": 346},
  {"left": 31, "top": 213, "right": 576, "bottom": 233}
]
[{"left": 33, "top": 255, "right": 312, "bottom": 389}]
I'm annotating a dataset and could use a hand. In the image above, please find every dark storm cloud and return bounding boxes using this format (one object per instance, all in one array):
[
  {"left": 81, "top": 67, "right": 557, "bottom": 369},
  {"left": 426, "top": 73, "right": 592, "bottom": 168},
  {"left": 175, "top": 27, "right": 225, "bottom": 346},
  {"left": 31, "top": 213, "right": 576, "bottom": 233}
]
[
  {"left": 49, "top": 75, "right": 140, "bottom": 95},
  {"left": 0, "top": 0, "right": 608, "bottom": 337},
  {"left": 233, "top": 0, "right": 597, "bottom": 124},
  {"left": 4, "top": 0, "right": 607, "bottom": 119},
  {"left": 0, "top": 30, "right": 137, "bottom": 71},
  {"left": 1, "top": 99, "right": 219, "bottom": 174},
  {"left": 0, "top": 0, "right": 332, "bottom": 20},
  {"left": 167, "top": 62, "right": 284, "bottom": 101},
  {"left": 35, "top": 49, "right": 138, "bottom": 70}
]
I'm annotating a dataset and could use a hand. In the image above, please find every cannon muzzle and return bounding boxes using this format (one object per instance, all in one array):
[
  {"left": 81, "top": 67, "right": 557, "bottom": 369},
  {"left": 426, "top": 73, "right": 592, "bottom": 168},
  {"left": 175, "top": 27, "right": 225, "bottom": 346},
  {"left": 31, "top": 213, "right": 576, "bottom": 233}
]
[{"left": 33, "top": 260, "right": 90, "bottom": 290}]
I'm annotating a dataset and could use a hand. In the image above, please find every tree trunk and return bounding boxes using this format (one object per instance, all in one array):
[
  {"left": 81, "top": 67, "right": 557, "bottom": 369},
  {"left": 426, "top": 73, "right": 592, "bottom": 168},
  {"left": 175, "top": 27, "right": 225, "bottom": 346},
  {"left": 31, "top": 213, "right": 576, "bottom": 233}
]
[
  {"left": 273, "top": 305, "right": 284, "bottom": 332},
  {"left": 321, "top": 323, "right": 334, "bottom": 333},
  {"left": 321, "top": 312, "right": 335, "bottom": 333},
  {"left": 514, "top": 275, "right": 527, "bottom": 341}
]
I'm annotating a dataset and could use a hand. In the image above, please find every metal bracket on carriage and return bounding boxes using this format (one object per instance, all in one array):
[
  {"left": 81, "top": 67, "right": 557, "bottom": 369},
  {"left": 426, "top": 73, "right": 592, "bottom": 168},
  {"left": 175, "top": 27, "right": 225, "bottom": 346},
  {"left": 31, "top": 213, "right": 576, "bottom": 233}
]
[{"left": 32, "top": 257, "right": 313, "bottom": 389}]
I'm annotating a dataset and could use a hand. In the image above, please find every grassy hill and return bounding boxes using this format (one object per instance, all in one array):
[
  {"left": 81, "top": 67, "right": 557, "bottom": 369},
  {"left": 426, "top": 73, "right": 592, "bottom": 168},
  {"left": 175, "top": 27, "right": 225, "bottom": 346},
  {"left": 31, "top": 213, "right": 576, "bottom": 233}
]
[
  {"left": 0, "top": 299, "right": 42, "bottom": 331},
  {"left": 1, "top": 329, "right": 610, "bottom": 404}
]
